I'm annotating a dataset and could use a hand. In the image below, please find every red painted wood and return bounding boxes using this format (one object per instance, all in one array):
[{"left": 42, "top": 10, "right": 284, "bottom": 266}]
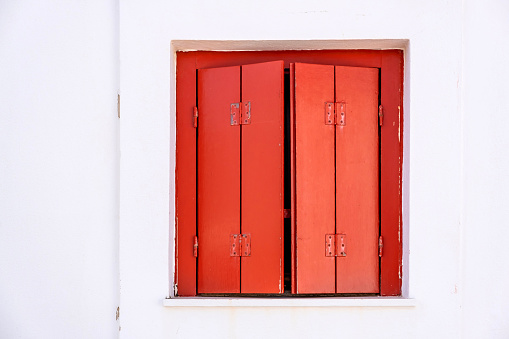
[
  {"left": 380, "top": 51, "right": 404, "bottom": 296},
  {"left": 335, "top": 66, "right": 379, "bottom": 293},
  {"left": 175, "top": 53, "right": 197, "bottom": 296},
  {"left": 294, "top": 63, "right": 335, "bottom": 294},
  {"left": 197, "top": 66, "right": 241, "bottom": 293},
  {"left": 241, "top": 61, "right": 284, "bottom": 293},
  {"left": 195, "top": 50, "right": 383, "bottom": 70}
]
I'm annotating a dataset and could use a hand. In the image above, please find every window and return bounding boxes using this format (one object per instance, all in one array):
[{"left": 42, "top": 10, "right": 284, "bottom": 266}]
[{"left": 175, "top": 50, "right": 403, "bottom": 297}]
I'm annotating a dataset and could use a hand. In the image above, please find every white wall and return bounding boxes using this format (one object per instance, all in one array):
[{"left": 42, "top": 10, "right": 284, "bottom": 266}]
[
  {"left": 462, "top": 0, "right": 509, "bottom": 337},
  {"left": 2, "top": 0, "right": 509, "bottom": 338},
  {"left": 119, "top": 0, "right": 509, "bottom": 338},
  {"left": 0, "top": 1, "right": 119, "bottom": 338}
]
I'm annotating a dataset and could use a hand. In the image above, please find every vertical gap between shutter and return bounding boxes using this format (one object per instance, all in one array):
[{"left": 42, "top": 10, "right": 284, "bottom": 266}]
[{"left": 283, "top": 69, "right": 291, "bottom": 293}]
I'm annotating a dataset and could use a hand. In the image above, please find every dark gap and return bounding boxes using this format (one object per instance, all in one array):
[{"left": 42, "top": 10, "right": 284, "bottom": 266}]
[
  {"left": 283, "top": 69, "right": 291, "bottom": 293},
  {"left": 378, "top": 67, "right": 382, "bottom": 294},
  {"left": 195, "top": 69, "right": 199, "bottom": 296}
]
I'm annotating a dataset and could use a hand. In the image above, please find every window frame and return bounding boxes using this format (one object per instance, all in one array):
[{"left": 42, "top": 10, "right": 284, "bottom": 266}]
[{"left": 174, "top": 49, "right": 404, "bottom": 297}]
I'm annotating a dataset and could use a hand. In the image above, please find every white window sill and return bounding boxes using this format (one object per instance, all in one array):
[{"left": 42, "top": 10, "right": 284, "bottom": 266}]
[{"left": 163, "top": 297, "right": 416, "bottom": 307}]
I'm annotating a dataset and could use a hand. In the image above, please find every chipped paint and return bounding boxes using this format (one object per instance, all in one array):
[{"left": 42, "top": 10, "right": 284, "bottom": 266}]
[
  {"left": 398, "top": 217, "right": 401, "bottom": 242},
  {"left": 279, "top": 257, "right": 282, "bottom": 293},
  {"left": 398, "top": 156, "right": 402, "bottom": 243},
  {"left": 398, "top": 105, "right": 401, "bottom": 142}
]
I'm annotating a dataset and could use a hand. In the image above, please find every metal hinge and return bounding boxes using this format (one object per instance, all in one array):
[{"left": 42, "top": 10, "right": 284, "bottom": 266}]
[
  {"left": 325, "top": 102, "right": 346, "bottom": 126},
  {"left": 230, "top": 234, "right": 251, "bottom": 257},
  {"left": 193, "top": 236, "right": 198, "bottom": 257},
  {"left": 325, "top": 234, "right": 347, "bottom": 257},
  {"left": 378, "top": 105, "right": 384, "bottom": 126},
  {"left": 230, "top": 102, "right": 251, "bottom": 126},
  {"left": 379, "top": 236, "right": 383, "bottom": 257},
  {"left": 193, "top": 107, "right": 198, "bottom": 128}
]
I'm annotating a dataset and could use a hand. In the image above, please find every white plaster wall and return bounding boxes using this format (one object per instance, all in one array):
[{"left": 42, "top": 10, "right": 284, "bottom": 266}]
[
  {"left": 462, "top": 0, "right": 509, "bottom": 337},
  {"left": 0, "top": 1, "right": 119, "bottom": 338}
]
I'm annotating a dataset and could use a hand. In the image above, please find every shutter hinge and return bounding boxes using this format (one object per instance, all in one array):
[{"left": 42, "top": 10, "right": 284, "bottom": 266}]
[
  {"left": 230, "top": 102, "right": 251, "bottom": 126},
  {"left": 230, "top": 234, "right": 251, "bottom": 256},
  {"left": 325, "top": 234, "right": 347, "bottom": 257},
  {"left": 193, "top": 236, "right": 198, "bottom": 257},
  {"left": 325, "top": 102, "right": 334, "bottom": 125},
  {"left": 325, "top": 102, "right": 346, "bottom": 126},
  {"left": 193, "top": 107, "right": 198, "bottom": 128},
  {"left": 379, "top": 236, "right": 383, "bottom": 257},
  {"left": 378, "top": 105, "right": 384, "bottom": 126}
]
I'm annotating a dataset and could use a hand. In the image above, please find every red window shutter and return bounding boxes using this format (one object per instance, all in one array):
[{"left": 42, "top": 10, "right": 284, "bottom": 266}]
[
  {"left": 293, "top": 63, "right": 336, "bottom": 293},
  {"left": 335, "top": 66, "right": 379, "bottom": 293},
  {"left": 197, "top": 61, "right": 284, "bottom": 294},
  {"left": 197, "top": 65, "right": 241, "bottom": 293},
  {"left": 293, "top": 63, "right": 380, "bottom": 294},
  {"left": 241, "top": 61, "right": 284, "bottom": 293}
]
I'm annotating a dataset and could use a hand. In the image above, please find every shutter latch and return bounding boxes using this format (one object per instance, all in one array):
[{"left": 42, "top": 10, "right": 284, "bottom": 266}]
[
  {"left": 193, "top": 107, "right": 198, "bottom": 128},
  {"left": 325, "top": 102, "right": 346, "bottom": 126},
  {"left": 193, "top": 236, "right": 198, "bottom": 257},
  {"left": 325, "top": 234, "right": 347, "bottom": 257},
  {"left": 230, "top": 234, "right": 251, "bottom": 257},
  {"left": 230, "top": 102, "right": 251, "bottom": 126}
]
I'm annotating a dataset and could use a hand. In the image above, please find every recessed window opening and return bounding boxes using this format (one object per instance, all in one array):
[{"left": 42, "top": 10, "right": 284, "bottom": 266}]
[{"left": 174, "top": 50, "right": 403, "bottom": 297}]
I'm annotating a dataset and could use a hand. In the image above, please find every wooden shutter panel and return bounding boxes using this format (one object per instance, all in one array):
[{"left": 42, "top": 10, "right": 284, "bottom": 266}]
[
  {"left": 197, "top": 66, "right": 241, "bottom": 293},
  {"left": 335, "top": 66, "right": 379, "bottom": 293},
  {"left": 293, "top": 63, "right": 336, "bottom": 293},
  {"left": 293, "top": 63, "right": 380, "bottom": 294},
  {"left": 241, "top": 61, "right": 284, "bottom": 293},
  {"left": 197, "top": 61, "right": 284, "bottom": 294}
]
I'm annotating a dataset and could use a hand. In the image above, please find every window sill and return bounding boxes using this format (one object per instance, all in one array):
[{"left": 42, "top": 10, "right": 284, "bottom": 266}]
[{"left": 163, "top": 297, "right": 416, "bottom": 307}]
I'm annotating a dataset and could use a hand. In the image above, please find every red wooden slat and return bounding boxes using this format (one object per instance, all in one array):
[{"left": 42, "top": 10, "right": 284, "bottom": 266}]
[
  {"left": 175, "top": 53, "right": 197, "bottom": 296},
  {"left": 197, "top": 66, "right": 241, "bottom": 293},
  {"left": 380, "top": 51, "right": 403, "bottom": 296},
  {"left": 335, "top": 66, "right": 379, "bottom": 293},
  {"left": 241, "top": 61, "right": 284, "bottom": 293},
  {"left": 294, "top": 63, "right": 335, "bottom": 294}
]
